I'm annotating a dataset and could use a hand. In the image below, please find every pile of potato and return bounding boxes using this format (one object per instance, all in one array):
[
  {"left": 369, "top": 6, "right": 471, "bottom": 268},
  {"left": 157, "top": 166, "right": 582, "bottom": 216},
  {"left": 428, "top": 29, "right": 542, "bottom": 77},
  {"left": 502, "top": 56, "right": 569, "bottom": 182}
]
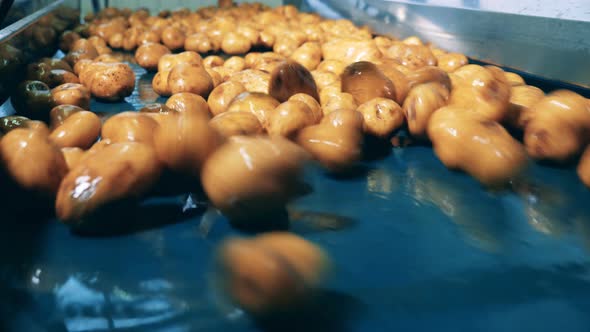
[{"left": 2, "top": 1, "right": 590, "bottom": 316}]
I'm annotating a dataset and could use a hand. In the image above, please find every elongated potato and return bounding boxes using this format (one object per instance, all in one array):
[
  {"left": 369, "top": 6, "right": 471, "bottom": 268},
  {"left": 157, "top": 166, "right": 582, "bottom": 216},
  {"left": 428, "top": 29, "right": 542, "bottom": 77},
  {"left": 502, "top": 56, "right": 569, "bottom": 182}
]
[
  {"left": 101, "top": 111, "right": 159, "bottom": 145},
  {"left": 207, "top": 81, "right": 247, "bottom": 116},
  {"left": 51, "top": 83, "right": 91, "bottom": 110},
  {"left": 49, "top": 111, "right": 101, "bottom": 149},
  {"left": 341, "top": 61, "right": 396, "bottom": 105},
  {"left": 269, "top": 60, "right": 320, "bottom": 103}
]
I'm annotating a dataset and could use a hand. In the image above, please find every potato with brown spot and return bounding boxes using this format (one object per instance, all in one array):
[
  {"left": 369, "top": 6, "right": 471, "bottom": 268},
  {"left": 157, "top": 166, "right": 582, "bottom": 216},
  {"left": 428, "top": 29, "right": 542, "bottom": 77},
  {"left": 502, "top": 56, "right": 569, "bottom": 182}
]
[
  {"left": 341, "top": 61, "right": 396, "bottom": 105},
  {"left": 135, "top": 42, "right": 171, "bottom": 71},
  {"left": 269, "top": 60, "right": 320, "bottom": 103},
  {"left": 49, "top": 111, "right": 101, "bottom": 149},
  {"left": 208, "top": 81, "right": 247, "bottom": 116},
  {"left": 52, "top": 83, "right": 91, "bottom": 110},
  {"left": 297, "top": 109, "right": 364, "bottom": 172},
  {"left": 524, "top": 90, "right": 590, "bottom": 162},
  {"left": 427, "top": 106, "right": 527, "bottom": 186},
  {"left": 101, "top": 112, "right": 159, "bottom": 145},
  {"left": 210, "top": 111, "right": 264, "bottom": 137},
  {"left": 230, "top": 69, "right": 270, "bottom": 94},
  {"left": 0, "top": 126, "right": 67, "bottom": 196},
  {"left": 55, "top": 142, "right": 162, "bottom": 224},
  {"left": 201, "top": 136, "right": 309, "bottom": 226},
  {"left": 357, "top": 98, "right": 405, "bottom": 138},
  {"left": 78, "top": 62, "right": 135, "bottom": 101},
  {"left": 154, "top": 111, "right": 222, "bottom": 177},
  {"left": 227, "top": 92, "right": 280, "bottom": 129},
  {"left": 403, "top": 82, "right": 449, "bottom": 139},
  {"left": 166, "top": 92, "right": 210, "bottom": 117},
  {"left": 216, "top": 233, "right": 329, "bottom": 314}
]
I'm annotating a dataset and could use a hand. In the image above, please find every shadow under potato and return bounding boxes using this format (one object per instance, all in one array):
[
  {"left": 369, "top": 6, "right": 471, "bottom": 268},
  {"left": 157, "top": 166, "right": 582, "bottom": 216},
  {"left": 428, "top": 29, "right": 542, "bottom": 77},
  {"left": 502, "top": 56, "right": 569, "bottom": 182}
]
[{"left": 253, "top": 289, "right": 364, "bottom": 332}]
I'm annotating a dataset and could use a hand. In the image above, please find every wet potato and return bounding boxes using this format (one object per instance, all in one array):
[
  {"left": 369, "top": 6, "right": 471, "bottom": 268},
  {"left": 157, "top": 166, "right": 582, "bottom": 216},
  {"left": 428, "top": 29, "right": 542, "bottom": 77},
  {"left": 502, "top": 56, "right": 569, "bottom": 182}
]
[
  {"left": 403, "top": 82, "right": 449, "bottom": 139},
  {"left": 269, "top": 60, "right": 320, "bottom": 103},
  {"left": 226, "top": 92, "right": 280, "bottom": 129},
  {"left": 341, "top": 61, "right": 396, "bottom": 105},
  {"left": 268, "top": 100, "right": 317, "bottom": 138},
  {"left": 168, "top": 63, "right": 215, "bottom": 96},
  {"left": 61, "top": 147, "right": 85, "bottom": 170},
  {"left": 11, "top": 80, "right": 55, "bottom": 122},
  {"left": 52, "top": 83, "right": 91, "bottom": 110},
  {"left": 165, "top": 92, "right": 210, "bottom": 117},
  {"left": 505, "top": 85, "right": 544, "bottom": 129},
  {"left": 210, "top": 111, "right": 264, "bottom": 138},
  {"left": 101, "top": 111, "right": 159, "bottom": 145},
  {"left": 357, "top": 98, "right": 405, "bottom": 138},
  {"left": 49, "top": 111, "right": 101, "bottom": 149},
  {"left": 50, "top": 104, "right": 85, "bottom": 129},
  {"left": 78, "top": 62, "right": 135, "bottom": 101},
  {"left": 135, "top": 42, "right": 171, "bottom": 71},
  {"left": 208, "top": 81, "right": 247, "bottom": 116}
]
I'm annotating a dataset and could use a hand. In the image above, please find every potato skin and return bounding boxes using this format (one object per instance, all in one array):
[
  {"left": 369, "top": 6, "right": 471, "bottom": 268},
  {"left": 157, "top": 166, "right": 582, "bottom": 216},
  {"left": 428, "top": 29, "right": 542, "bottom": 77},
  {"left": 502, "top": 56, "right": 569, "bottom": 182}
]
[
  {"left": 79, "top": 62, "right": 135, "bottom": 101},
  {"left": 49, "top": 111, "right": 101, "bottom": 149},
  {"left": 134, "top": 42, "right": 171, "bottom": 71},
  {"left": 341, "top": 61, "right": 395, "bottom": 105},
  {"left": 207, "top": 81, "right": 247, "bottom": 116},
  {"left": 268, "top": 100, "right": 316, "bottom": 137},
  {"left": 269, "top": 60, "right": 320, "bottom": 103},
  {"left": 165, "top": 92, "right": 210, "bottom": 117},
  {"left": 505, "top": 85, "right": 544, "bottom": 129},
  {"left": 168, "top": 64, "right": 214, "bottom": 97},
  {"left": 52, "top": 83, "right": 91, "bottom": 110},
  {"left": 226, "top": 92, "right": 280, "bottom": 129},
  {"left": 210, "top": 111, "right": 264, "bottom": 138},
  {"left": 55, "top": 142, "right": 162, "bottom": 224},
  {"left": 357, "top": 97, "right": 405, "bottom": 138},
  {"left": 402, "top": 82, "right": 449, "bottom": 139},
  {"left": 101, "top": 111, "right": 159, "bottom": 145},
  {"left": 427, "top": 106, "right": 527, "bottom": 186},
  {"left": 0, "top": 127, "right": 67, "bottom": 196}
]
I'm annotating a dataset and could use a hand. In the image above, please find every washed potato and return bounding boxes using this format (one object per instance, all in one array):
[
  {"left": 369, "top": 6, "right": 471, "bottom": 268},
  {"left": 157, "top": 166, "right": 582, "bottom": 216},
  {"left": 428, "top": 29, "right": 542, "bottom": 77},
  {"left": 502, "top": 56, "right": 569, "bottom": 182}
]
[
  {"left": 154, "top": 111, "right": 222, "bottom": 177},
  {"left": 403, "top": 82, "right": 449, "bottom": 139},
  {"left": 268, "top": 100, "right": 317, "bottom": 137},
  {"left": 405, "top": 66, "right": 451, "bottom": 91},
  {"left": 428, "top": 106, "right": 527, "bottom": 186},
  {"left": 52, "top": 83, "right": 91, "bottom": 110},
  {"left": 78, "top": 62, "right": 135, "bottom": 101},
  {"left": 316, "top": 59, "right": 346, "bottom": 76},
  {"left": 321, "top": 38, "right": 381, "bottom": 64},
  {"left": 436, "top": 53, "right": 468, "bottom": 73},
  {"left": 216, "top": 233, "right": 329, "bottom": 314},
  {"left": 341, "top": 61, "right": 396, "bottom": 105},
  {"left": 55, "top": 142, "right": 162, "bottom": 224},
  {"left": 158, "top": 51, "right": 202, "bottom": 72},
  {"left": 311, "top": 70, "right": 339, "bottom": 91},
  {"left": 61, "top": 147, "right": 85, "bottom": 170},
  {"left": 134, "top": 42, "right": 171, "bottom": 71},
  {"left": 226, "top": 92, "right": 280, "bottom": 129},
  {"left": 184, "top": 33, "right": 214, "bottom": 53},
  {"left": 505, "top": 72, "right": 525, "bottom": 86},
  {"left": 11, "top": 80, "right": 55, "bottom": 122},
  {"left": 203, "top": 55, "right": 225, "bottom": 68},
  {"left": 505, "top": 85, "right": 544, "bottom": 129},
  {"left": 59, "top": 30, "right": 81, "bottom": 52},
  {"left": 322, "top": 92, "right": 357, "bottom": 115},
  {"left": 152, "top": 70, "right": 172, "bottom": 96},
  {"left": 357, "top": 98, "right": 405, "bottom": 137},
  {"left": 201, "top": 136, "right": 309, "bottom": 225},
  {"left": 224, "top": 56, "right": 246, "bottom": 74},
  {"left": 165, "top": 92, "right": 210, "bottom": 117},
  {"left": 269, "top": 60, "right": 320, "bottom": 103},
  {"left": 168, "top": 63, "right": 214, "bottom": 96},
  {"left": 49, "top": 104, "right": 84, "bottom": 129},
  {"left": 289, "top": 93, "right": 323, "bottom": 123},
  {"left": 161, "top": 26, "right": 186, "bottom": 51},
  {"left": 0, "top": 126, "right": 67, "bottom": 196},
  {"left": 101, "top": 111, "right": 159, "bottom": 145},
  {"left": 49, "top": 111, "right": 101, "bottom": 149},
  {"left": 376, "top": 61, "right": 409, "bottom": 104},
  {"left": 524, "top": 90, "right": 590, "bottom": 162},
  {"left": 208, "top": 81, "right": 247, "bottom": 116},
  {"left": 386, "top": 42, "right": 437, "bottom": 70},
  {"left": 210, "top": 111, "right": 264, "bottom": 137},
  {"left": 297, "top": 109, "right": 364, "bottom": 172},
  {"left": 222, "top": 32, "right": 252, "bottom": 55},
  {"left": 290, "top": 42, "right": 322, "bottom": 71},
  {"left": 230, "top": 69, "right": 270, "bottom": 94}
]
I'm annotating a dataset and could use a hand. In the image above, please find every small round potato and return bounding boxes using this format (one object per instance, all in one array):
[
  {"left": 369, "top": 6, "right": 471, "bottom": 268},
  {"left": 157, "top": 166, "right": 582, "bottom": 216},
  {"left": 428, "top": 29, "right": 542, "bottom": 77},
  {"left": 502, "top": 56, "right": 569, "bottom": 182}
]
[
  {"left": 402, "top": 82, "right": 449, "bottom": 139},
  {"left": 222, "top": 32, "right": 252, "bottom": 55},
  {"left": 168, "top": 63, "right": 214, "bottom": 97},
  {"left": 158, "top": 51, "right": 202, "bottom": 73},
  {"left": 184, "top": 33, "right": 214, "bottom": 53},
  {"left": 289, "top": 93, "right": 323, "bottom": 123},
  {"left": 311, "top": 70, "right": 339, "bottom": 91},
  {"left": 49, "top": 111, "right": 101, "bottom": 149},
  {"left": 226, "top": 92, "right": 280, "bottom": 129},
  {"left": 210, "top": 111, "right": 264, "bottom": 137},
  {"left": 207, "top": 81, "right": 247, "bottom": 116},
  {"left": 268, "top": 100, "right": 316, "bottom": 137},
  {"left": 436, "top": 53, "right": 468, "bottom": 73},
  {"left": 135, "top": 42, "right": 171, "bottom": 71},
  {"left": 101, "top": 111, "right": 159, "bottom": 145},
  {"left": 269, "top": 60, "right": 320, "bottom": 103},
  {"left": 357, "top": 98, "right": 405, "bottom": 137},
  {"left": 165, "top": 92, "right": 210, "bottom": 117},
  {"left": 52, "top": 83, "right": 91, "bottom": 110},
  {"left": 224, "top": 56, "right": 246, "bottom": 74},
  {"left": 161, "top": 26, "right": 186, "bottom": 51},
  {"left": 203, "top": 55, "right": 225, "bottom": 68}
]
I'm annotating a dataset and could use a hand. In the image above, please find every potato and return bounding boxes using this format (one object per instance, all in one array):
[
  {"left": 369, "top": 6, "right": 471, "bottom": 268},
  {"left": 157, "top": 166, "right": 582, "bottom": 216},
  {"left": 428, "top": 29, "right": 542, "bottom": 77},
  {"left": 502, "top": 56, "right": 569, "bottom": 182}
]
[
  {"left": 357, "top": 98, "right": 405, "bottom": 137},
  {"left": 137, "top": 30, "right": 160, "bottom": 45},
  {"left": 247, "top": 52, "right": 286, "bottom": 73},
  {"left": 88, "top": 36, "right": 111, "bottom": 55},
  {"left": 402, "top": 82, "right": 449, "bottom": 139},
  {"left": 210, "top": 111, "right": 264, "bottom": 137},
  {"left": 290, "top": 42, "right": 322, "bottom": 71},
  {"left": 222, "top": 32, "right": 252, "bottom": 55},
  {"left": 436, "top": 52, "right": 468, "bottom": 73},
  {"left": 152, "top": 70, "right": 172, "bottom": 96},
  {"left": 101, "top": 111, "right": 159, "bottom": 145},
  {"left": 268, "top": 100, "right": 317, "bottom": 137},
  {"left": 208, "top": 81, "right": 247, "bottom": 116},
  {"left": 49, "top": 104, "right": 85, "bottom": 129},
  {"left": 316, "top": 59, "right": 346, "bottom": 76},
  {"left": 206, "top": 68, "right": 223, "bottom": 87},
  {"left": 578, "top": 145, "right": 590, "bottom": 188},
  {"left": 201, "top": 136, "right": 309, "bottom": 225},
  {"left": 216, "top": 233, "right": 329, "bottom": 314},
  {"left": 0, "top": 116, "right": 32, "bottom": 134},
  {"left": 49, "top": 111, "right": 101, "bottom": 149},
  {"left": 226, "top": 92, "right": 280, "bottom": 129},
  {"left": 269, "top": 60, "right": 320, "bottom": 103},
  {"left": 161, "top": 26, "right": 186, "bottom": 51},
  {"left": 403, "top": 36, "right": 423, "bottom": 45},
  {"left": 230, "top": 69, "right": 270, "bottom": 94},
  {"left": 273, "top": 36, "right": 304, "bottom": 58},
  {"left": 61, "top": 147, "right": 84, "bottom": 170},
  {"left": 203, "top": 55, "right": 225, "bottom": 68},
  {"left": 59, "top": 30, "right": 81, "bottom": 52},
  {"left": 505, "top": 72, "right": 525, "bottom": 86},
  {"left": 505, "top": 85, "right": 544, "bottom": 129},
  {"left": 322, "top": 92, "right": 357, "bottom": 115},
  {"left": 236, "top": 25, "right": 259, "bottom": 45},
  {"left": 51, "top": 83, "right": 91, "bottom": 110},
  {"left": 184, "top": 33, "right": 214, "bottom": 53},
  {"left": 138, "top": 103, "right": 175, "bottom": 115},
  {"left": 386, "top": 42, "right": 437, "bottom": 70},
  {"left": 374, "top": 36, "right": 394, "bottom": 55},
  {"left": 296, "top": 109, "right": 364, "bottom": 172},
  {"left": 158, "top": 51, "right": 202, "bottom": 73},
  {"left": 289, "top": 93, "right": 323, "bottom": 123},
  {"left": 134, "top": 42, "right": 171, "bottom": 71},
  {"left": 168, "top": 63, "right": 214, "bottom": 97},
  {"left": 153, "top": 111, "right": 222, "bottom": 177},
  {"left": 321, "top": 38, "right": 381, "bottom": 64},
  {"left": 341, "top": 61, "right": 396, "bottom": 105},
  {"left": 0, "top": 126, "right": 67, "bottom": 195},
  {"left": 449, "top": 65, "right": 511, "bottom": 121},
  {"left": 405, "top": 66, "right": 451, "bottom": 91},
  {"left": 11, "top": 80, "right": 55, "bottom": 122},
  {"left": 78, "top": 62, "right": 135, "bottom": 101},
  {"left": 165, "top": 92, "right": 210, "bottom": 117},
  {"left": 55, "top": 142, "right": 162, "bottom": 224},
  {"left": 108, "top": 32, "right": 124, "bottom": 48},
  {"left": 427, "top": 106, "right": 527, "bottom": 186},
  {"left": 524, "top": 90, "right": 590, "bottom": 162}
]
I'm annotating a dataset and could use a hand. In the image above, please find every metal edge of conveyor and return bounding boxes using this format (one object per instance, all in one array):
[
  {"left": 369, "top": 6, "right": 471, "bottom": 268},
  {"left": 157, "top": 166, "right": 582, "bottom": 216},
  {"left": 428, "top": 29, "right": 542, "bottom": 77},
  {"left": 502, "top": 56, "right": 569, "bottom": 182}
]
[
  {"left": 0, "top": 0, "right": 67, "bottom": 43},
  {"left": 302, "top": 0, "right": 590, "bottom": 89}
]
